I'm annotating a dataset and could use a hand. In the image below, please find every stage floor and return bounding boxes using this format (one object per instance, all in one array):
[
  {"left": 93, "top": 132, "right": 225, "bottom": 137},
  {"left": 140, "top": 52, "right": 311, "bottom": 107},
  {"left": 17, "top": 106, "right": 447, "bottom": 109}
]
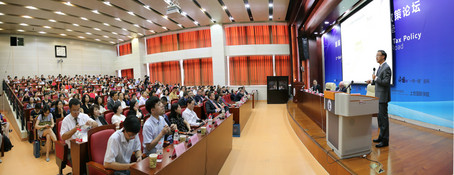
[{"left": 287, "top": 101, "right": 453, "bottom": 174}]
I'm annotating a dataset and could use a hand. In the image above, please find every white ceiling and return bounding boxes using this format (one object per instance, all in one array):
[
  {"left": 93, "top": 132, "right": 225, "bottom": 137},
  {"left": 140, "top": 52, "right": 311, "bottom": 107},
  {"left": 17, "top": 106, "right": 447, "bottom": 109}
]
[{"left": 0, "top": 0, "right": 289, "bottom": 45}]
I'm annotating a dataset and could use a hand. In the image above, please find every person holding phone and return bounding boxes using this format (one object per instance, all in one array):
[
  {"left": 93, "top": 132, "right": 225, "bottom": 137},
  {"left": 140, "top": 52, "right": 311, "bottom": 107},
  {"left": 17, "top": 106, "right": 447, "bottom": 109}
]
[{"left": 35, "top": 105, "right": 57, "bottom": 162}]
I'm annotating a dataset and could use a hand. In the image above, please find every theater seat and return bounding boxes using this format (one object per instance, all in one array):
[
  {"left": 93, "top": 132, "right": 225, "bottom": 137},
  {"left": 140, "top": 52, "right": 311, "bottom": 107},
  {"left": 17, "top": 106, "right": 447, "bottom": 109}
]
[
  {"left": 366, "top": 84, "right": 375, "bottom": 97},
  {"left": 171, "top": 99, "right": 178, "bottom": 105},
  {"left": 55, "top": 118, "right": 71, "bottom": 175},
  {"left": 325, "top": 82, "right": 336, "bottom": 92},
  {"left": 104, "top": 112, "right": 114, "bottom": 125},
  {"left": 123, "top": 109, "right": 130, "bottom": 116},
  {"left": 86, "top": 125, "right": 116, "bottom": 175}
]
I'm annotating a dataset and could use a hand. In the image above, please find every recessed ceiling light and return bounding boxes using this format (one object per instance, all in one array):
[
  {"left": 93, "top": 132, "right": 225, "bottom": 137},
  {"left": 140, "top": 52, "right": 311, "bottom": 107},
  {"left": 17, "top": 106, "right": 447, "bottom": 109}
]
[
  {"left": 149, "top": 30, "right": 155, "bottom": 33},
  {"left": 0, "top": 28, "right": 3, "bottom": 30},
  {"left": 193, "top": 21, "right": 198, "bottom": 25},
  {"left": 0, "top": 2, "right": 5, "bottom": 5},
  {"left": 92, "top": 10, "right": 99, "bottom": 14},
  {"left": 0, "top": 13, "right": 3, "bottom": 15},
  {"left": 17, "top": 29, "right": 25, "bottom": 32},
  {"left": 115, "top": 18, "right": 121, "bottom": 21},
  {"left": 222, "top": 6, "right": 227, "bottom": 10},
  {"left": 127, "top": 36, "right": 133, "bottom": 38},
  {"left": 109, "top": 41, "right": 115, "bottom": 44},
  {"left": 314, "top": 32, "right": 318, "bottom": 34},
  {"left": 86, "top": 32, "right": 92, "bottom": 35},
  {"left": 201, "top": 8, "right": 206, "bottom": 12},
  {"left": 19, "top": 23, "right": 29, "bottom": 26},
  {"left": 95, "top": 39, "right": 100, "bottom": 41},
  {"left": 134, "top": 24, "right": 140, "bottom": 28},
  {"left": 163, "top": 15, "right": 168, "bottom": 19},
  {"left": 177, "top": 24, "right": 182, "bottom": 28},
  {"left": 269, "top": 3, "right": 273, "bottom": 8},
  {"left": 324, "top": 21, "right": 329, "bottom": 24},
  {"left": 162, "top": 26, "right": 167, "bottom": 30},
  {"left": 93, "top": 28, "right": 100, "bottom": 31},
  {"left": 181, "top": 12, "right": 187, "bottom": 16},
  {"left": 0, "top": 21, "right": 3, "bottom": 24},
  {"left": 269, "top": 15, "right": 273, "bottom": 19},
  {"left": 63, "top": 2, "right": 73, "bottom": 6},
  {"left": 81, "top": 17, "right": 88, "bottom": 21},
  {"left": 38, "top": 31, "right": 46, "bottom": 34},
  {"left": 112, "top": 32, "right": 117, "bottom": 35},
  {"left": 210, "top": 19, "right": 215, "bottom": 23},
  {"left": 143, "top": 5, "right": 150, "bottom": 10},
  {"left": 73, "top": 23, "right": 79, "bottom": 26},
  {"left": 138, "top": 33, "right": 143, "bottom": 36},
  {"left": 118, "top": 39, "right": 124, "bottom": 41},
  {"left": 103, "top": 23, "right": 110, "bottom": 26},
  {"left": 54, "top": 11, "right": 66, "bottom": 15},
  {"left": 43, "top": 26, "right": 51, "bottom": 29},
  {"left": 128, "top": 11, "right": 135, "bottom": 16},
  {"left": 60, "top": 33, "right": 67, "bottom": 36},
  {"left": 78, "top": 36, "right": 85, "bottom": 39},
  {"left": 245, "top": 4, "right": 250, "bottom": 8},
  {"left": 122, "top": 28, "right": 127, "bottom": 31},
  {"left": 49, "top": 19, "right": 56, "bottom": 22},
  {"left": 229, "top": 16, "right": 234, "bottom": 21},
  {"left": 103, "top": 1, "right": 112, "bottom": 6},
  {"left": 103, "top": 35, "right": 109, "bottom": 38},
  {"left": 22, "top": 15, "right": 32, "bottom": 18},
  {"left": 25, "top": 6, "right": 38, "bottom": 10},
  {"left": 66, "top": 29, "right": 72, "bottom": 31},
  {"left": 146, "top": 20, "right": 153, "bottom": 23}
]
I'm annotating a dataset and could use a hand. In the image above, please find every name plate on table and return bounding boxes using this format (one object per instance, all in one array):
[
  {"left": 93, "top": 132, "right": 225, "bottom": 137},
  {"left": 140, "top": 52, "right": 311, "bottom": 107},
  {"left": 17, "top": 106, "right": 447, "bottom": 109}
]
[
  {"left": 173, "top": 143, "right": 186, "bottom": 157},
  {"left": 189, "top": 134, "right": 199, "bottom": 145},
  {"left": 207, "top": 126, "right": 212, "bottom": 133},
  {"left": 216, "top": 119, "right": 222, "bottom": 126}
]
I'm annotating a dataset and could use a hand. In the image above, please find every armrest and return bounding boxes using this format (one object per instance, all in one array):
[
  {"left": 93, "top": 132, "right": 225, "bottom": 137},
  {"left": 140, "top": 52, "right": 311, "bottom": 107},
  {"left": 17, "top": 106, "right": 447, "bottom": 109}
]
[
  {"left": 86, "top": 161, "right": 114, "bottom": 175},
  {"left": 54, "top": 140, "right": 68, "bottom": 160}
]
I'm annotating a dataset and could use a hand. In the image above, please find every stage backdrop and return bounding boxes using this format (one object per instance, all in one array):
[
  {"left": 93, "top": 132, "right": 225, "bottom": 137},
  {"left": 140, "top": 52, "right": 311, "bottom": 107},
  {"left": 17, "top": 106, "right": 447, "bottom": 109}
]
[{"left": 323, "top": 0, "right": 454, "bottom": 128}]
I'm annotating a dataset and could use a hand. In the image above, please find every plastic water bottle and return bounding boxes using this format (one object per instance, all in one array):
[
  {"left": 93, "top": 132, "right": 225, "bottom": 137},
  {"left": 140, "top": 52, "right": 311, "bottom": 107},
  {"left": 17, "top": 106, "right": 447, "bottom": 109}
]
[
  {"left": 75, "top": 128, "right": 82, "bottom": 143},
  {"left": 156, "top": 141, "right": 163, "bottom": 162},
  {"left": 208, "top": 115, "right": 213, "bottom": 127},
  {"left": 173, "top": 129, "right": 179, "bottom": 144}
]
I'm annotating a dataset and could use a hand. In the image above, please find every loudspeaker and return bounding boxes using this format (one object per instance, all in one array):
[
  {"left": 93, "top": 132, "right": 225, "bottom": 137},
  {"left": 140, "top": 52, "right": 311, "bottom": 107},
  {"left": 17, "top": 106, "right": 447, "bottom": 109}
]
[
  {"left": 298, "top": 37, "right": 309, "bottom": 60},
  {"left": 10, "top": 37, "right": 24, "bottom": 46}
]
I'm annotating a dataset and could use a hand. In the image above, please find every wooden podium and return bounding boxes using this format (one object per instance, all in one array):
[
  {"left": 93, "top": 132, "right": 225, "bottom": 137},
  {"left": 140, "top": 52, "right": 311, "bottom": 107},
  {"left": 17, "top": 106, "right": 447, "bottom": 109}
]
[{"left": 324, "top": 91, "right": 379, "bottom": 159}]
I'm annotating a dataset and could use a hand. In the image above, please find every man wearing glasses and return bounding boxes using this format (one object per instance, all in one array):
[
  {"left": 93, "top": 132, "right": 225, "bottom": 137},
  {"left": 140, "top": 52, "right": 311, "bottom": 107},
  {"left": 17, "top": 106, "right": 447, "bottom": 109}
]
[
  {"left": 60, "top": 99, "right": 98, "bottom": 163},
  {"left": 104, "top": 116, "right": 142, "bottom": 175}
]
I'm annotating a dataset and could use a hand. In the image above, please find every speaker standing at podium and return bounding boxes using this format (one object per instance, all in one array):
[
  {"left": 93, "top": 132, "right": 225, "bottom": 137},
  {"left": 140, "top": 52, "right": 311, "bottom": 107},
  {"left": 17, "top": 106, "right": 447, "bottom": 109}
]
[{"left": 366, "top": 50, "right": 391, "bottom": 148}]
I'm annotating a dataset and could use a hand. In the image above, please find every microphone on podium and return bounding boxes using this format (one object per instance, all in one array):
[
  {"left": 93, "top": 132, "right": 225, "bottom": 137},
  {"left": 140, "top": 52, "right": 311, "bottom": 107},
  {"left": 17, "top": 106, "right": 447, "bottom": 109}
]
[
  {"left": 373, "top": 68, "right": 376, "bottom": 74},
  {"left": 346, "top": 80, "right": 354, "bottom": 94}
]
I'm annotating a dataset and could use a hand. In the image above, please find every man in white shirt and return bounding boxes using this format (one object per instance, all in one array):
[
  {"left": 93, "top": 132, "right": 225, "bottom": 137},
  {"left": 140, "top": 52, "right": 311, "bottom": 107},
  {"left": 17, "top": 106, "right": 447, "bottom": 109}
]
[
  {"left": 182, "top": 99, "right": 204, "bottom": 127},
  {"left": 60, "top": 99, "right": 98, "bottom": 164},
  {"left": 142, "top": 96, "right": 176, "bottom": 156},
  {"left": 104, "top": 116, "right": 142, "bottom": 174},
  {"left": 138, "top": 91, "right": 148, "bottom": 106}
]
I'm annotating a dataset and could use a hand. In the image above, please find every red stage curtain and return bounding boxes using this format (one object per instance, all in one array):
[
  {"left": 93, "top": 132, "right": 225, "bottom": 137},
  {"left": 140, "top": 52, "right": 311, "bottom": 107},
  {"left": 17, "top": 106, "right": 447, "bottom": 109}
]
[
  {"left": 149, "top": 61, "right": 181, "bottom": 85},
  {"left": 253, "top": 25, "right": 271, "bottom": 44},
  {"left": 161, "top": 34, "right": 178, "bottom": 52},
  {"left": 249, "top": 55, "right": 273, "bottom": 85},
  {"left": 179, "top": 31, "right": 198, "bottom": 50},
  {"left": 183, "top": 58, "right": 212, "bottom": 86},
  {"left": 225, "top": 26, "right": 247, "bottom": 45},
  {"left": 121, "top": 69, "right": 134, "bottom": 79},
  {"left": 272, "top": 25, "right": 289, "bottom": 44},
  {"left": 229, "top": 56, "right": 249, "bottom": 85},
  {"left": 118, "top": 43, "right": 132, "bottom": 56},
  {"left": 198, "top": 29, "right": 211, "bottom": 48},
  {"left": 275, "top": 55, "right": 291, "bottom": 82},
  {"left": 146, "top": 37, "right": 161, "bottom": 54}
]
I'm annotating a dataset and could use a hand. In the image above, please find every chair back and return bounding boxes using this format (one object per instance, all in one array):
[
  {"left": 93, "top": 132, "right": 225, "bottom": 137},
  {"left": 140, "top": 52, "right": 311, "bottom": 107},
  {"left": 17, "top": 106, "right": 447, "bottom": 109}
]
[
  {"left": 87, "top": 125, "right": 116, "bottom": 165},
  {"left": 123, "top": 109, "right": 130, "bottom": 116},
  {"left": 140, "top": 105, "right": 148, "bottom": 116},
  {"left": 56, "top": 118, "right": 64, "bottom": 141},
  {"left": 171, "top": 99, "right": 178, "bottom": 105},
  {"left": 366, "top": 84, "right": 375, "bottom": 97},
  {"left": 104, "top": 112, "right": 114, "bottom": 124}
]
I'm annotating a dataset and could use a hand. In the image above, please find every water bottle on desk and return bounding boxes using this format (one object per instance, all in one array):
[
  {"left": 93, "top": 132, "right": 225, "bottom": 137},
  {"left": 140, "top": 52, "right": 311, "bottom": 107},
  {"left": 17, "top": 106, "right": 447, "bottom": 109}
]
[
  {"left": 75, "top": 128, "right": 82, "bottom": 143},
  {"left": 173, "top": 130, "right": 179, "bottom": 144},
  {"left": 156, "top": 141, "right": 163, "bottom": 162}
]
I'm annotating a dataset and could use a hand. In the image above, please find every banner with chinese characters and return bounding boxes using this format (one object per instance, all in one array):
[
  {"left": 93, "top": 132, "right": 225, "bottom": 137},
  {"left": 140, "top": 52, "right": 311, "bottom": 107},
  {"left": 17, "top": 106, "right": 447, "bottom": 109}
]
[
  {"left": 323, "top": 25, "right": 343, "bottom": 86},
  {"left": 389, "top": 0, "right": 454, "bottom": 128}
]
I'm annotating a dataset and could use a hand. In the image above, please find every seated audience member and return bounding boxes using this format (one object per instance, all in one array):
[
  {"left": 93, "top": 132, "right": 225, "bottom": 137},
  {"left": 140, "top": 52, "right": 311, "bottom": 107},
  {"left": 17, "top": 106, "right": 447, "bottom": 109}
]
[
  {"left": 168, "top": 104, "right": 190, "bottom": 132},
  {"left": 215, "top": 94, "right": 229, "bottom": 113},
  {"left": 205, "top": 92, "right": 222, "bottom": 115},
  {"left": 89, "top": 104, "right": 108, "bottom": 126},
  {"left": 59, "top": 94, "right": 69, "bottom": 105},
  {"left": 311, "top": 80, "right": 323, "bottom": 93},
  {"left": 94, "top": 96, "right": 106, "bottom": 114},
  {"left": 177, "top": 91, "right": 189, "bottom": 107},
  {"left": 42, "top": 93, "right": 53, "bottom": 108},
  {"left": 182, "top": 99, "right": 204, "bottom": 127},
  {"left": 127, "top": 100, "right": 143, "bottom": 119},
  {"left": 168, "top": 88, "right": 179, "bottom": 101},
  {"left": 30, "top": 103, "right": 42, "bottom": 121},
  {"left": 234, "top": 89, "right": 245, "bottom": 101},
  {"left": 111, "top": 104, "right": 126, "bottom": 129},
  {"left": 34, "top": 105, "right": 57, "bottom": 162},
  {"left": 336, "top": 81, "right": 347, "bottom": 93},
  {"left": 60, "top": 99, "right": 98, "bottom": 152},
  {"left": 142, "top": 96, "right": 177, "bottom": 156},
  {"left": 161, "top": 97, "right": 170, "bottom": 111},
  {"left": 107, "top": 91, "right": 121, "bottom": 111},
  {"left": 194, "top": 89, "right": 205, "bottom": 104},
  {"left": 27, "top": 98, "right": 36, "bottom": 109},
  {"left": 138, "top": 91, "right": 149, "bottom": 106},
  {"left": 81, "top": 94, "right": 91, "bottom": 114},
  {"left": 119, "top": 92, "right": 128, "bottom": 109},
  {"left": 124, "top": 93, "right": 131, "bottom": 106},
  {"left": 52, "top": 100, "right": 67, "bottom": 121},
  {"left": 22, "top": 93, "right": 31, "bottom": 103},
  {"left": 104, "top": 116, "right": 142, "bottom": 175}
]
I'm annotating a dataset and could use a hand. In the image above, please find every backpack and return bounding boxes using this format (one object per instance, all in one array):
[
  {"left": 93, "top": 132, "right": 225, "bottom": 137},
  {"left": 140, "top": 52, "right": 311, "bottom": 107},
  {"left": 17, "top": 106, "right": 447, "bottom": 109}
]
[{"left": 3, "top": 136, "right": 13, "bottom": 152}]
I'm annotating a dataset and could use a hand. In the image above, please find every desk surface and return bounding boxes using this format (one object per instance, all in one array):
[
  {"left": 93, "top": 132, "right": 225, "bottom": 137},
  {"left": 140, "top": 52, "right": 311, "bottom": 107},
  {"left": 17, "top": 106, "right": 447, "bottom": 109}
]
[{"left": 130, "top": 115, "right": 233, "bottom": 175}]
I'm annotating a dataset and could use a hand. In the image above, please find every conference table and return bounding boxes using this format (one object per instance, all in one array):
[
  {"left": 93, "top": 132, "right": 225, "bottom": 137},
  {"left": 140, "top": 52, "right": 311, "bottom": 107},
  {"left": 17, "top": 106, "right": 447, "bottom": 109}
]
[
  {"left": 295, "top": 89, "right": 326, "bottom": 131},
  {"left": 130, "top": 114, "right": 233, "bottom": 175},
  {"left": 230, "top": 93, "right": 254, "bottom": 132}
]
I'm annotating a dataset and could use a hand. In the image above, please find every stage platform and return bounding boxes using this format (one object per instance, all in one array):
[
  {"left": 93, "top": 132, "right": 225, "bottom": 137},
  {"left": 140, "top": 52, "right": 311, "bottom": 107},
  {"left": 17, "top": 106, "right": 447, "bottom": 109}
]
[{"left": 286, "top": 101, "right": 453, "bottom": 174}]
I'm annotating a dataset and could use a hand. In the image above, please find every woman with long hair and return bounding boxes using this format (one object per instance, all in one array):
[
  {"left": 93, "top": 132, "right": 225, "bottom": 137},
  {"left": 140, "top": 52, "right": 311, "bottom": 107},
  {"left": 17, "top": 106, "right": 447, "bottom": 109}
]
[
  {"left": 34, "top": 105, "right": 57, "bottom": 162},
  {"left": 94, "top": 96, "right": 106, "bottom": 114},
  {"left": 81, "top": 94, "right": 91, "bottom": 114},
  {"left": 126, "top": 100, "right": 143, "bottom": 119},
  {"left": 168, "top": 103, "right": 190, "bottom": 132}
]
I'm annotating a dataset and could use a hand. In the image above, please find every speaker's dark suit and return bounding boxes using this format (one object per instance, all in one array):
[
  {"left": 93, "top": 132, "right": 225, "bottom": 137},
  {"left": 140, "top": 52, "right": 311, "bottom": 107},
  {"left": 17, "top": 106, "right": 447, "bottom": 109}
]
[{"left": 372, "top": 62, "right": 392, "bottom": 143}]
